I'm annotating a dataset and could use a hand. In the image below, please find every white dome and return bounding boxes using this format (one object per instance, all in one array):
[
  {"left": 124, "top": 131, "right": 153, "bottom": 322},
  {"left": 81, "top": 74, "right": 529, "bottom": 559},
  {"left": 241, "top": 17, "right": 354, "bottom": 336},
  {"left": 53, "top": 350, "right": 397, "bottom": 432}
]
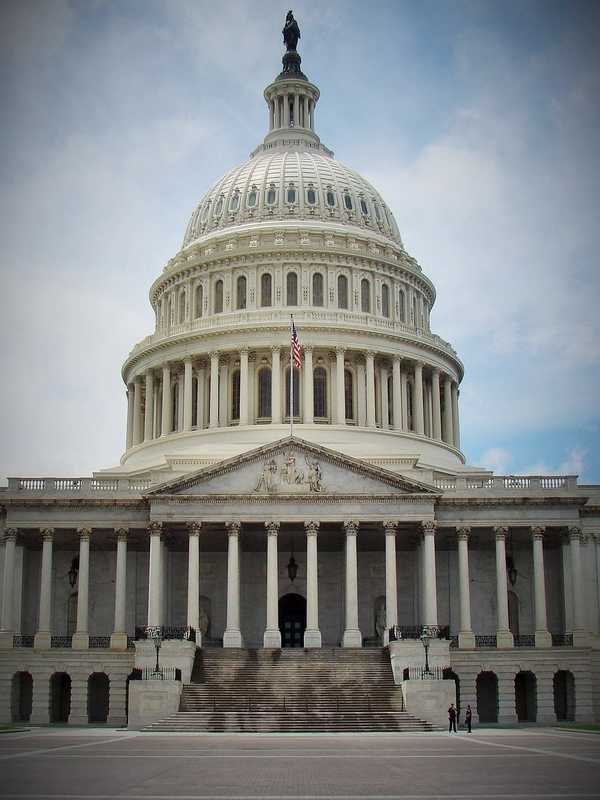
[{"left": 183, "top": 148, "right": 403, "bottom": 249}]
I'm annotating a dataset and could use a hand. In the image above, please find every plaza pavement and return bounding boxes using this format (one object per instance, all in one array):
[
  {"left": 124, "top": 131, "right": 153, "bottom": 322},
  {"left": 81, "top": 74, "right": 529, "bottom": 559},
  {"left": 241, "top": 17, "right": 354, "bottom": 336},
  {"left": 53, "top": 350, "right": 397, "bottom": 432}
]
[{"left": 0, "top": 727, "right": 599, "bottom": 799}]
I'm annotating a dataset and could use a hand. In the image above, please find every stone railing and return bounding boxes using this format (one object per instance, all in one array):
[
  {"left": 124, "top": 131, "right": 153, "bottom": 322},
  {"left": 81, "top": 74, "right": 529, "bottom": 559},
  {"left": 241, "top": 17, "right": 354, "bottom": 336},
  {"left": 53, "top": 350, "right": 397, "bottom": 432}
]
[
  {"left": 2, "top": 476, "right": 154, "bottom": 496},
  {"left": 434, "top": 475, "right": 578, "bottom": 492}
]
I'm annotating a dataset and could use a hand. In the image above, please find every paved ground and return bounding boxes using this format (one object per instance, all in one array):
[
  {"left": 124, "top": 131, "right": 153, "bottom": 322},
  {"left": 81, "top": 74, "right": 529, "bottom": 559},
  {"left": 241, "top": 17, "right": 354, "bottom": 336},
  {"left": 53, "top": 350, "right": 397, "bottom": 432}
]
[{"left": 0, "top": 727, "right": 599, "bottom": 799}]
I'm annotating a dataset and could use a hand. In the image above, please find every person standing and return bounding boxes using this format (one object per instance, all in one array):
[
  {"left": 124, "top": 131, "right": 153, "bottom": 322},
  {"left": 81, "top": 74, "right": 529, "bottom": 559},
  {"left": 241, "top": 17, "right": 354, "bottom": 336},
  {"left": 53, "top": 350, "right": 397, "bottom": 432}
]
[
  {"left": 448, "top": 703, "right": 457, "bottom": 733},
  {"left": 465, "top": 704, "right": 472, "bottom": 733}
]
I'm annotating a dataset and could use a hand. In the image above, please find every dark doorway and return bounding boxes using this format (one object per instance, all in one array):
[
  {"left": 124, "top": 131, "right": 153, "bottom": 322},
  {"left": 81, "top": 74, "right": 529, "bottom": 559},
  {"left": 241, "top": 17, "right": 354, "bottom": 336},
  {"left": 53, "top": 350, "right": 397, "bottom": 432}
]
[
  {"left": 11, "top": 672, "right": 32, "bottom": 722},
  {"left": 554, "top": 670, "right": 575, "bottom": 721},
  {"left": 443, "top": 668, "right": 460, "bottom": 714},
  {"left": 515, "top": 671, "right": 537, "bottom": 722},
  {"left": 50, "top": 673, "right": 71, "bottom": 723},
  {"left": 88, "top": 673, "right": 110, "bottom": 723},
  {"left": 279, "top": 593, "right": 306, "bottom": 647},
  {"left": 476, "top": 671, "right": 498, "bottom": 723}
]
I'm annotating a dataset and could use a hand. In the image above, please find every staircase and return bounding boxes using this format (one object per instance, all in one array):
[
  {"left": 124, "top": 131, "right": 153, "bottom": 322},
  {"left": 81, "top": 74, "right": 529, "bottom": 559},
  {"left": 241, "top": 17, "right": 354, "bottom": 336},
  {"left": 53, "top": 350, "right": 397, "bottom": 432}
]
[{"left": 143, "top": 647, "right": 433, "bottom": 732}]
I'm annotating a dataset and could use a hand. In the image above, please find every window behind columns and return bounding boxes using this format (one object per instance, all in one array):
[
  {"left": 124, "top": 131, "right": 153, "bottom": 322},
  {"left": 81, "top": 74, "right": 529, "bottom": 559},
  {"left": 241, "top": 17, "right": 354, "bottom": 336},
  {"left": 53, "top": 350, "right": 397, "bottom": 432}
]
[
  {"left": 171, "top": 382, "right": 179, "bottom": 432},
  {"left": 257, "top": 368, "right": 272, "bottom": 419},
  {"left": 344, "top": 369, "right": 354, "bottom": 421},
  {"left": 231, "top": 370, "right": 240, "bottom": 421},
  {"left": 361, "top": 279, "right": 371, "bottom": 313},
  {"left": 236, "top": 276, "right": 247, "bottom": 310},
  {"left": 286, "top": 272, "right": 298, "bottom": 306},
  {"left": 387, "top": 374, "right": 393, "bottom": 426},
  {"left": 407, "top": 380, "right": 414, "bottom": 431},
  {"left": 337, "top": 275, "right": 348, "bottom": 309},
  {"left": 192, "top": 377, "right": 198, "bottom": 427},
  {"left": 313, "top": 367, "right": 328, "bottom": 419},
  {"left": 382, "top": 284, "right": 390, "bottom": 318},
  {"left": 312, "top": 272, "right": 324, "bottom": 306},
  {"left": 214, "top": 279, "right": 224, "bottom": 313},
  {"left": 260, "top": 273, "right": 272, "bottom": 307},
  {"left": 178, "top": 291, "right": 186, "bottom": 323},
  {"left": 398, "top": 288, "right": 406, "bottom": 322},
  {"left": 285, "top": 367, "right": 300, "bottom": 418},
  {"left": 195, "top": 284, "right": 203, "bottom": 318}
]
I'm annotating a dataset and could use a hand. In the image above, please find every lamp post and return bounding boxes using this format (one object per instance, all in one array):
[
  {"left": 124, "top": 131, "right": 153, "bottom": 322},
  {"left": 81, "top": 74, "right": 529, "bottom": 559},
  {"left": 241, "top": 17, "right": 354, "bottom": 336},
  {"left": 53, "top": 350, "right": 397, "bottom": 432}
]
[
  {"left": 420, "top": 625, "right": 437, "bottom": 679},
  {"left": 148, "top": 626, "right": 163, "bottom": 679}
]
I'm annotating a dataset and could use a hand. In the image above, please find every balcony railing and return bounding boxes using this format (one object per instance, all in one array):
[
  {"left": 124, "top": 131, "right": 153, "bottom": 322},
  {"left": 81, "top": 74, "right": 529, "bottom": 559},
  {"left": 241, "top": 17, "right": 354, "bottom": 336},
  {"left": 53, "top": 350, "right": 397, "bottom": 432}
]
[
  {"left": 3, "top": 476, "right": 153, "bottom": 495},
  {"left": 433, "top": 475, "right": 578, "bottom": 491}
]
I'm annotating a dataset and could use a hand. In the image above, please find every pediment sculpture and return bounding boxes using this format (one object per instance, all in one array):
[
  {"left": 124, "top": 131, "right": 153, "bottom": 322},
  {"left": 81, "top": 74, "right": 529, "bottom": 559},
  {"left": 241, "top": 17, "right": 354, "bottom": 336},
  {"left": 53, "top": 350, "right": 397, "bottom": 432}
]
[{"left": 254, "top": 451, "right": 324, "bottom": 495}]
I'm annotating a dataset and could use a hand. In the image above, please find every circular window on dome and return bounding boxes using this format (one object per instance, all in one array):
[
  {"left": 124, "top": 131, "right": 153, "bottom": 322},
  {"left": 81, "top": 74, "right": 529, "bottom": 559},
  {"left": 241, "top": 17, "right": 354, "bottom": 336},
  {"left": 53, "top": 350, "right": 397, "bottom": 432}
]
[
  {"left": 306, "top": 188, "right": 317, "bottom": 205},
  {"left": 229, "top": 192, "right": 240, "bottom": 212},
  {"left": 344, "top": 193, "right": 353, "bottom": 211},
  {"left": 266, "top": 187, "right": 277, "bottom": 206},
  {"left": 325, "top": 190, "right": 336, "bottom": 207},
  {"left": 247, "top": 189, "right": 257, "bottom": 208},
  {"left": 360, "top": 198, "right": 369, "bottom": 215}
]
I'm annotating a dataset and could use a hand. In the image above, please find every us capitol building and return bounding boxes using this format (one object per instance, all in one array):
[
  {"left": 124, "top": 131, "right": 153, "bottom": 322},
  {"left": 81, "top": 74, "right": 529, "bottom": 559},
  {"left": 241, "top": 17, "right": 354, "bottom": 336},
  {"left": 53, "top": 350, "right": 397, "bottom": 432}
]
[{"left": 1, "top": 15, "right": 599, "bottom": 730}]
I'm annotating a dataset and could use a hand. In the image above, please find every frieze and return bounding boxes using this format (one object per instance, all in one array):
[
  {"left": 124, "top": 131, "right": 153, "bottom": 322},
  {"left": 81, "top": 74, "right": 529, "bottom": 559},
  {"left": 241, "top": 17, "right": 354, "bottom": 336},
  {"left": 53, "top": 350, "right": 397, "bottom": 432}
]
[{"left": 254, "top": 451, "right": 325, "bottom": 495}]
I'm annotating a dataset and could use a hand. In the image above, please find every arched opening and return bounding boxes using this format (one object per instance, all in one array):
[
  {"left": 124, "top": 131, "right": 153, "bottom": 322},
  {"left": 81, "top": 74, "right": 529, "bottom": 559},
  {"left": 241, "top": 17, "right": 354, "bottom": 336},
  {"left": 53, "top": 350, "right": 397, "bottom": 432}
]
[
  {"left": 214, "top": 279, "right": 224, "bottom": 313},
  {"left": 398, "top": 289, "right": 406, "bottom": 322},
  {"left": 381, "top": 284, "right": 390, "bottom": 317},
  {"left": 50, "top": 672, "right": 71, "bottom": 723},
  {"left": 285, "top": 367, "right": 300, "bottom": 419},
  {"left": 88, "top": 672, "right": 110, "bottom": 723},
  {"left": 508, "top": 590, "right": 520, "bottom": 637},
  {"left": 443, "top": 668, "right": 460, "bottom": 714},
  {"left": 171, "top": 381, "right": 179, "bottom": 432},
  {"left": 476, "top": 671, "right": 498, "bottom": 723},
  {"left": 312, "top": 272, "right": 324, "bottom": 306},
  {"left": 313, "top": 366, "right": 328, "bottom": 419},
  {"left": 257, "top": 368, "right": 272, "bottom": 420},
  {"left": 553, "top": 670, "right": 575, "bottom": 721},
  {"left": 361, "top": 278, "right": 370, "bottom": 313},
  {"left": 337, "top": 274, "right": 348, "bottom": 309},
  {"left": 260, "top": 273, "right": 272, "bottom": 307},
  {"left": 515, "top": 671, "right": 537, "bottom": 722},
  {"left": 286, "top": 272, "right": 298, "bottom": 306},
  {"left": 231, "top": 369, "right": 240, "bottom": 422},
  {"left": 192, "top": 376, "right": 198, "bottom": 427},
  {"left": 344, "top": 369, "right": 354, "bottom": 421},
  {"left": 194, "top": 284, "right": 203, "bottom": 318},
  {"left": 279, "top": 593, "right": 306, "bottom": 648},
  {"left": 387, "top": 374, "right": 393, "bottom": 427},
  {"left": 11, "top": 671, "right": 32, "bottom": 722},
  {"left": 236, "top": 276, "right": 247, "bottom": 310}
]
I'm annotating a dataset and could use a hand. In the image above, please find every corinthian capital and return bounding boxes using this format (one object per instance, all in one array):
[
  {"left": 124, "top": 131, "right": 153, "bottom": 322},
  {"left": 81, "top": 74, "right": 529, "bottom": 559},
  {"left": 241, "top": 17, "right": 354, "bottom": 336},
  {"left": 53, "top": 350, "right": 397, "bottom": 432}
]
[
  {"left": 305, "top": 520, "right": 320, "bottom": 536},
  {"left": 568, "top": 526, "right": 582, "bottom": 541},
  {"left": 456, "top": 526, "right": 471, "bottom": 541},
  {"left": 383, "top": 520, "right": 399, "bottom": 535},
  {"left": 494, "top": 526, "right": 508, "bottom": 541},
  {"left": 421, "top": 520, "right": 436, "bottom": 536},
  {"left": 265, "top": 521, "right": 280, "bottom": 537},
  {"left": 531, "top": 526, "right": 545, "bottom": 541},
  {"left": 343, "top": 519, "right": 359, "bottom": 536},
  {"left": 226, "top": 520, "right": 242, "bottom": 536},
  {"left": 148, "top": 521, "right": 163, "bottom": 537},
  {"left": 186, "top": 521, "right": 202, "bottom": 537},
  {"left": 77, "top": 527, "right": 92, "bottom": 541}
]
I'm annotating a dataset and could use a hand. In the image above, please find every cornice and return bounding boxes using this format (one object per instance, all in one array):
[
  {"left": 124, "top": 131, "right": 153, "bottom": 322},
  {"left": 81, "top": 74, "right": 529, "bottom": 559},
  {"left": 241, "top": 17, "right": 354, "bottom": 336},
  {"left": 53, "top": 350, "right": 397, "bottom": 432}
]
[
  {"left": 2, "top": 498, "right": 148, "bottom": 509},
  {"left": 437, "top": 496, "right": 588, "bottom": 508},
  {"left": 152, "top": 493, "right": 435, "bottom": 506}
]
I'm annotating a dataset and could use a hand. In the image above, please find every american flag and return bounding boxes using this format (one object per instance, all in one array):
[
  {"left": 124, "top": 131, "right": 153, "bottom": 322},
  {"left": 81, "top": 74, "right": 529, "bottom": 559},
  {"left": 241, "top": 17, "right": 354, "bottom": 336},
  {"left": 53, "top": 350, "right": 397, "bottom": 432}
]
[{"left": 291, "top": 319, "right": 302, "bottom": 369}]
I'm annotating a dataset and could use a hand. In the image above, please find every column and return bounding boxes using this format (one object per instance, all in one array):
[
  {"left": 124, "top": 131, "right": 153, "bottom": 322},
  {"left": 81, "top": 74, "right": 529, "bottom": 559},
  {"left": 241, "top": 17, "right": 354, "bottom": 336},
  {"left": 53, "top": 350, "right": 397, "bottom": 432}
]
[
  {"left": 494, "top": 526, "right": 514, "bottom": 647},
  {"left": 161, "top": 363, "right": 172, "bottom": 436},
  {"left": 126, "top": 384, "right": 134, "bottom": 449},
  {"left": 224, "top": 521, "right": 243, "bottom": 647},
  {"left": 34, "top": 528, "right": 54, "bottom": 649},
  {"left": 269, "top": 99, "right": 274, "bottom": 130},
  {"left": 356, "top": 361, "right": 367, "bottom": 426},
  {"left": 72, "top": 528, "right": 91, "bottom": 649},
  {"left": 183, "top": 357, "right": 193, "bottom": 431},
  {"left": 569, "top": 526, "right": 587, "bottom": 646},
  {"left": 413, "top": 362, "right": 424, "bottom": 435},
  {"left": 443, "top": 375, "right": 453, "bottom": 445},
  {"left": 196, "top": 362, "right": 206, "bottom": 428},
  {"left": 293, "top": 93, "right": 299, "bottom": 127},
  {"left": 209, "top": 351, "right": 219, "bottom": 428},
  {"left": 421, "top": 521, "right": 438, "bottom": 627},
  {"left": 531, "top": 526, "right": 552, "bottom": 648},
  {"left": 451, "top": 381, "right": 461, "bottom": 449},
  {"left": 144, "top": 370, "right": 155, "bottom": 441},
  {"left": 335, "top": 347, "right": 346, "bottom": 424},
  {"left": 110, "top": 528, "right": 129, "bottom": 650},
  {"left": 303, "top": 346, "right": 314, "bottom": 424},
  {"left": 304, "top": 521, "right": 322, "bottom": 647},
  {"left": 380, "top": 365, "right": 389, "bottom": 428},
  {"left": 309, "top": 98, "right": 314, "bottom": 129},
  {"left": 342, "top": 520, "right": 362, "bottom": 647},
  {"left": 263, "top": 521, "right": 281, "bottom": 648},
  {"left": 392, "top": 358, "right": 402, "bottom": 430},
  {"left": 431, "top": 368, "right": 442, "bottom": 441},
  {"left": 218, "top": 359, "right": 228, "bottom": 426},
  {"left": 271, "top": 346, "right": 282, "bottom": 424},
  {"left": 160, "top": 535, "right": 169, "bottom": 626},
  {"left": 284, "top": 93, "right": 290, "bottom": 127},
  {"left": 366, "top": 351, "right": 376, "bottom": 428},
  {"left": 456, "top": 527, "right": 475, "bottom": 648},
  {"left": 383, "top": 521, "right": 399, "bottom": 643},
  {"left": 239, "top": 348, "right": 249, "bottom": 425},
  {"left": 132, "top": 377, "right": 143, "bottom": 445},
  {"left": 0, "top": 529, "right": 17, "bottom": 647},
  {"left": 186, "top": 522, "right": 201, "bottom": 641},
  {"left": 400, "top": 368, "right": 409, "bottom": 430},
  {"left": 147, "top": 522, "right": 162, "bottom": 628}
]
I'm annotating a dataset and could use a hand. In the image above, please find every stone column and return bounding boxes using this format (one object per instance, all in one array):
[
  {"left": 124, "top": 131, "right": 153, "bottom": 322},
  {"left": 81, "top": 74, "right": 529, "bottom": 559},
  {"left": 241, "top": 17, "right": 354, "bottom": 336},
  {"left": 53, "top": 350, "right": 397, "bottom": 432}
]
[
  {"left": 451, "top": 381, "right": 461, "bottom": 449},
  {"left": 293, "top": 93, "right": 299, "bottom": 126},
  {"left": 144, "top": 370, "right": 154, "bottom": 441},
  {"left": 443, "top": 375, "right": 453, "bottom": 445},
  {"left": 161, "top": 363, "right": 172, "bottom": 436},
  {"left": 303, "top": 346, "right": 314, "bottom": 424},
  {"left": 147, "top": 522, "right": 162, "bottom": 628},
  {"left": 335, "top": 347, "right": 346, "bottom": 424},
  {"left": 569, "top": 526, "right": 587, "bottom": 646},
  {"left": 392, "top": 358, "right": 402, "bottom": 430},
  {"left": 494, "top": 527, "right": 514, "bottom": 647},
  {"left": 304, "top": 521, "right": 322, "bottom": 647},
  {"left": 209, "top": 351, "right": 219, "bottom": 428},
  {"left": 186, "top": 522, "right": 201, "bottom": 641},
  {"left": 132, "top": 377, "right": 143, "bottom": 445},
  {"left": 413, "top": 362, "right": 425, "bottom": 435},
  {"left": 34, "top": 529, "right": 54, "bottom": 649},
  {"left": 456, "top": 527, "right": 475, "bottom": 648},
  {"left": 383, "top": 521, "right": 399, "bottom": 640},
  {"left": 421, "top": 521, "right": 438, "bottom": 627},
  {"left": 183, "top": 357, "right": 193, "bottom": 431},
  {"left": 365, "top": 351, "right": 376, "bottom": 428},
  {"left": 400, "top": 368, "right": 409, "bottom": 430},
  {"left": 224, "top": 521, "right": 243, "bottom": 647},
  {"left": 263, "top": 521, "right": 281, "bottom": 648},
  {"left": 531, "top": 526, "right": 552, "bottom": 648},
  {"left": 72, "top": 528, "right": 92, "bottom": 649},
  {"left": 196, "top": 362, "right": 206, "bottom": 428},
  {"left": 110, "top": 528, "right": 129, "bottom": 650},
  {"left": 218, "top": 359, "right": 228, "bottom": 426},
  {"left": 0, "top": 529, "right": 17, "bottom": 647},
  {"left": 431, "top": 368, "right": 442, "bottom": 441},
  {"left": 380, "top": 365, "right": 389, "bottom": 428},
  {"left": 342, "top": 520, "right": 362, "bottom": 647},
  {"left": 271, "top": 346, "right": 282, "bottom": 423},
  {"left": 126, "top": 384, "right": 134, "bottom": 449},
  {"left": 239, "top": 348, "right": 249, "bottom": 425}
]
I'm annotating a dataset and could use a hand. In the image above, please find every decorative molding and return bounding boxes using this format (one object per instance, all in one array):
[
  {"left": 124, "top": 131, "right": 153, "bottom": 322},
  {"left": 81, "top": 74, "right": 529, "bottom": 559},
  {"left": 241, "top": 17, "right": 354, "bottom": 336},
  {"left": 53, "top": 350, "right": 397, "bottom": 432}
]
[
  {"left": 226, "top": 520, "right": 242, "bottom": 536},
  {"left": 304, "top": 520, "right": 320, "bottom": 536},
  {"left": 148, "top": 521, "right": 163, "bottom": 536},
  {"left": 265, "top": 521, "right": 280, "bottom": 536},
  {"left": 456, "top": 526, "right": 471, "bottom": 541},
  {"left": 343, "top": 519, "right": 359, "bottom": 536},
  {"left": 186, "top": 521, "right": 202, "bottom": 536},
  {"left": 421, "top": 520, "right": 436, "bottom": 536}
]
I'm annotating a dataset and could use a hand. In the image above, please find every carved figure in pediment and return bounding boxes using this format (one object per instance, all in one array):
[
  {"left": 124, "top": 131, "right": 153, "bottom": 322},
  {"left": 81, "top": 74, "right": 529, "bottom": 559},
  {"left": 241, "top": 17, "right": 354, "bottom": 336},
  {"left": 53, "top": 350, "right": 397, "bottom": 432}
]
[
  {"left": 255, "top": 459, "right": 278, "bottom": 492},
  {"left": 306, "top": 459, "right": 323, "bottom": 492}
]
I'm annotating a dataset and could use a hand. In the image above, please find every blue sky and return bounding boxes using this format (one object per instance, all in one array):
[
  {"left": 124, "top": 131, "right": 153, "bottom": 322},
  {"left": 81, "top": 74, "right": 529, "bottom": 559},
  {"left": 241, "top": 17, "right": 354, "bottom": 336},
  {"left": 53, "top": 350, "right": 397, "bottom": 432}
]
[{"left": 0, "top": 0, "right": 598, "bottom": 483}]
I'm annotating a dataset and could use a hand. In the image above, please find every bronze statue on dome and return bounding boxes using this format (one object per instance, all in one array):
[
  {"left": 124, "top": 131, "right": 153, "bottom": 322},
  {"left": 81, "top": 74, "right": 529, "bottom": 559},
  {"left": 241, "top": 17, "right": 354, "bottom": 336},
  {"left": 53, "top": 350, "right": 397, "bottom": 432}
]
[{"left": 283, "top": 10, "right": 300, "bottom": 52}]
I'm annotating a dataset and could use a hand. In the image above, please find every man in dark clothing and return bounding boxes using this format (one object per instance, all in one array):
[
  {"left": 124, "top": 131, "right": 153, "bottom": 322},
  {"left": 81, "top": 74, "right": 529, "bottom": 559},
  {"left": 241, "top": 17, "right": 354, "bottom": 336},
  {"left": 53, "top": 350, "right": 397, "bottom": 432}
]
[
  {"left": 448, "top": 703, "right": 457, "bottom": 733},
  {"left": 465, "top": 704, "right": 472, "bottom": 733}
]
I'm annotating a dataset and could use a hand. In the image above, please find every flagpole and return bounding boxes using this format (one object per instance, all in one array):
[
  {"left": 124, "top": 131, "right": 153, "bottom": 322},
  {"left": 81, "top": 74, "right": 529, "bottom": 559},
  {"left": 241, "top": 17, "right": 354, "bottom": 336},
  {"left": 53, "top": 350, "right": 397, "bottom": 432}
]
[{"left": 289, "top": 315, "right": 294, "bottom": 438}]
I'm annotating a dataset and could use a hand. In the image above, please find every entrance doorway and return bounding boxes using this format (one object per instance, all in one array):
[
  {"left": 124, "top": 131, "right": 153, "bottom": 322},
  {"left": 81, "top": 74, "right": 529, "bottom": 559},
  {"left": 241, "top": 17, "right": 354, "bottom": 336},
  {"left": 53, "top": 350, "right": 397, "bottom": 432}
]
[
  {"left": 515, "top": 670, "right": 537, "bottom": 722},
  {"left": 279, "top": 593, "right": 306, "bottom": 647}
]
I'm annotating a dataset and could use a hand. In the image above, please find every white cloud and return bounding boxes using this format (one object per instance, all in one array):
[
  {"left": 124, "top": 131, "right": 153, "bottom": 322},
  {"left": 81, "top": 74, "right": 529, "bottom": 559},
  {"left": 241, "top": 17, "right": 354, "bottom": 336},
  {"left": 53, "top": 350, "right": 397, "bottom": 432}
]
[{"left": 478, "top": 447, "right": 513, "bottom": 475}]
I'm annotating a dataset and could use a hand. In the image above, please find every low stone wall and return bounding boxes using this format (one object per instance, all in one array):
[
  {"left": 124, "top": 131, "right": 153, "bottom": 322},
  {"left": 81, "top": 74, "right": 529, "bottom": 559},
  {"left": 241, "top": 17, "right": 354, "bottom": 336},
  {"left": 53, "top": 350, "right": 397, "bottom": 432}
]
[
  {"left": 134, "top": 640, "right": 197, "bottom": 683},
  {"left": 128, "top": 680, "right": 182, "bottom": 729},
  {"left": 402, "top": 679, "right": 456, "bottom": 728}
]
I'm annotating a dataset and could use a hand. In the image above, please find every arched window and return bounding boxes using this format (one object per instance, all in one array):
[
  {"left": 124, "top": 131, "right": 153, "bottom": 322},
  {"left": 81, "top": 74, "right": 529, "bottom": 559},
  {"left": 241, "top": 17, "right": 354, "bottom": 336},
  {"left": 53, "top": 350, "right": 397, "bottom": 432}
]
[
  {"left": 387, "top": 374, "right": 393, "bottom": 426},
  {"left": 229, "top": 192, "right": 240, "bottom": 212},
  {"left": 178, "top": 291, "right": 186, "bottom": 323},
  {"left": 337, "top": 274, "right": 348, "bottom": 309},
  {"left": 236, "top": 276, "right": 247, "bottom": 310},
  {"left": 344, "top": 192, "right": 353, "bottom": 210},
  {"left": 407, "top": 381, "right": 413, "bottom": 431},
  {"left": 192, "top": 376, "right": 198, "bottom": 427},
  {"left": 247, "top": 188, "right": 258, "bottom": 207},
  {"left": 361, "top": 279, "right": 370, "bottom": 313},
  {"left": 260, "top": 273, "right": 272, "bottom": 307},
  {"left": 286, "top": 272, "right": 298, "bottom": 306},
  {"left": 171, "top": 382, "right": 179, "bottom": 432},
  {"left": 313, "top": 367, "right": 327, "bottom": 419},
  {"left": 231, "top": 370, "right": 240, "bottom": 421},
  {"left": 382, "top": 284, "right": 390, "bottom": 318},
  {"left": 306, "top": 188, "right": 317, "bottom": 205},
  {"left": 312, "top": 273, "right": 324, "bottom": 306},
  {"left": 214, "top": 279, "right": 223, "bottom": 313},
  {"left": 398, "top": 288, "right": 406, "bottom": 322},
  {"left": 287, "top": 186, "right": 296, "bottom": 204},
  {"left": 194, "top": 284, "right": 203, "bottom": 319},
  {"left": 257, "top": 368, "right": 272, "bottom": 419},
  {"left": 412, "top": 295, "right": 418, "bottom": 326},
  {"left": 360, "top": 198, "right": 369, "bottom": 215},
  {"left": 325, "top": 190, "right": 336, "bottom": 207},
  {"left": 285, "top": 367, "right": 300, "bottom": 418},
  {"left": 344, "top": 369, "right": 354, "bottom": 421}
]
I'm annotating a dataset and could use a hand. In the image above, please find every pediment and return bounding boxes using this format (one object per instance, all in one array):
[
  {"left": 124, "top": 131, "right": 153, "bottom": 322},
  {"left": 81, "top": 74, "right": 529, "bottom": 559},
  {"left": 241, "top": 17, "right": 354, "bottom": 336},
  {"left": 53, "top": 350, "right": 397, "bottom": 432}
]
[{"left": 146, "top": 436, "right": 439, "bottom": 499}]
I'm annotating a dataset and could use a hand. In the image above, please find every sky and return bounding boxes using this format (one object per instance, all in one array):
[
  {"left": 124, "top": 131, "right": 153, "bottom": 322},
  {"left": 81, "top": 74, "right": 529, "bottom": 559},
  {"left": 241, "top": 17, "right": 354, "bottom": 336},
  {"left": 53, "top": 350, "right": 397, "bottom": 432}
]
[{"left": 0, "top": 0, "right": 599, "bottom": 484}]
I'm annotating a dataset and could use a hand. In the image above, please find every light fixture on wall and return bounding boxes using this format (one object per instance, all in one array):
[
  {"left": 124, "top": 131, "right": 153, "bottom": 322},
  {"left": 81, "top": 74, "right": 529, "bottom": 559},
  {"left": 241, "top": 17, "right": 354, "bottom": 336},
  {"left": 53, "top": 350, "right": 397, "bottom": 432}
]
[
  {"left": 68, "top": 556, "right": 79, "bottom": 588},
  {"left": 287, "top": 537, "right": 298, "bottom": 582}
]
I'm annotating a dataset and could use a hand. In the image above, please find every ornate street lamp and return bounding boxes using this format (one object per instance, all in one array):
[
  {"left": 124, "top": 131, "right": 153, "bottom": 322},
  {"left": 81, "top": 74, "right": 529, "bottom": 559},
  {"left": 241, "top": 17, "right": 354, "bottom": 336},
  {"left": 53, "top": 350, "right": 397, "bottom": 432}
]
[
  {"left": 420, "top": 626, "right": 438, "bottom": 678},
  {"left": 68, "top": 556, "right": 79, "bottom": 588},
  {"left": 147, "top": 626, "right": 163, "bottom": 679}
]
